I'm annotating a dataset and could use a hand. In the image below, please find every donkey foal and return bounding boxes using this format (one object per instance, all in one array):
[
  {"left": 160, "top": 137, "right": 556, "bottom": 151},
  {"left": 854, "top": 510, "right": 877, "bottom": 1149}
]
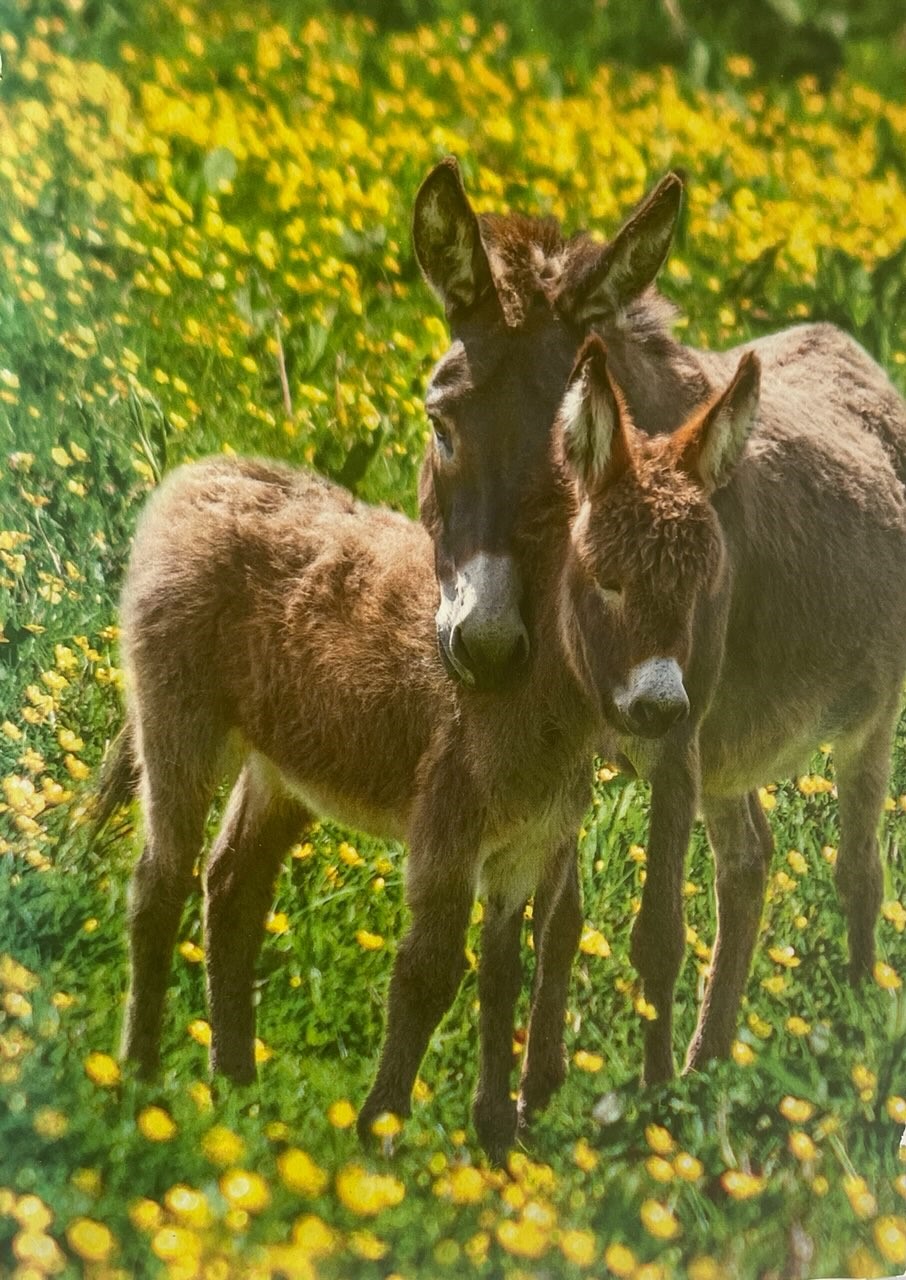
[
  {"left": 109, "top": 456, "right": 600, "bottom": 1161},
  {"left": 558, "top": 335, "right": 906, "bottom": 1080}
]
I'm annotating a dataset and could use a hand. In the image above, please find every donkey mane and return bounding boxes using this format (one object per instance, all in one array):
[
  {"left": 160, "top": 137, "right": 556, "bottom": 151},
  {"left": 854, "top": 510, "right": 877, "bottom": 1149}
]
[{"left": 477, "top": 210, "right": 678, "bottom": 340}]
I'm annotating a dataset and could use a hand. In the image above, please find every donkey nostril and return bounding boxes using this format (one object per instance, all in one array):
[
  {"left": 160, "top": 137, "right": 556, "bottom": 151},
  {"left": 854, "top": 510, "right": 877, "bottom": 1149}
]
[{"left": 628, "top": 696, "right": 688, "bottom": 737}]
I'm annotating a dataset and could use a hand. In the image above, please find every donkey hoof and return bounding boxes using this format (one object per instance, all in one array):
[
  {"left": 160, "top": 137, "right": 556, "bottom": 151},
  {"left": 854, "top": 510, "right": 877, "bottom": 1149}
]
[{"left": 473, "top": 1095, "right": 518, "bottom": 1166}]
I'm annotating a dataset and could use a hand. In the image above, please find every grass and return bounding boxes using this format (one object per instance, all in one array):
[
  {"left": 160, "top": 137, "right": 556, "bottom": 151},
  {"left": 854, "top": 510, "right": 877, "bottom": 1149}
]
[{"left": 1, "top": 1, "right": 906, "bottom": 1276}]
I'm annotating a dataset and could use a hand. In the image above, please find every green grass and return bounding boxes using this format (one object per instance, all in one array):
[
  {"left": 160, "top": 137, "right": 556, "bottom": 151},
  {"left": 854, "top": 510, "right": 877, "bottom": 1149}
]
[{"left": 1, "top": 1, "right": 906, "bottom": 1276}]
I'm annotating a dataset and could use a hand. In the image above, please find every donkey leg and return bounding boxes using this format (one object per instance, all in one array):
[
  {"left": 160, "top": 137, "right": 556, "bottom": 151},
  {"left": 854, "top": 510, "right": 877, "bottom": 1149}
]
[
  {"left": 122, "top": 741, "right": 218, "bottom": 1076},
  {"left": 833, "top": 718, "right": 892, "bottom": 985},
  {"left": 204, "top": 758, "right": 311, "bottom": 1084},
  {"left": 472, "top": 893, "right": 525, "bottom": 1162},
  {"left": 630, "top": 751, "right": 697, "bottom": 1085},
  {"left": 519, "top": 845, "right": 583, "bottom": 1123},
  {"left": 685, "top": 791, "right": 773, "bottom": 1070}
]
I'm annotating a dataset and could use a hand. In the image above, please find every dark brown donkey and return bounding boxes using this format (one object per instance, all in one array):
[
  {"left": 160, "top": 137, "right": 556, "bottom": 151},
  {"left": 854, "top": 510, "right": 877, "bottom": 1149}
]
[
  {"left": 102, "top": 453, "right": 605, "bottom": 1163},
  {"left": 561, "top": 336, "right": 906, "bottom": 1077},
  {"left": 414, "top": 158, "right": 906, "bottom": 1082}
]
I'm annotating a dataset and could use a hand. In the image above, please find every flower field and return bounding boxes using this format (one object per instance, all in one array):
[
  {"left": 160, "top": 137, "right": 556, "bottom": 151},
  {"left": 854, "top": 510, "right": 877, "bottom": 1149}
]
[{"left": 1, "top": 1, "right": 906, "bottom": 1275}]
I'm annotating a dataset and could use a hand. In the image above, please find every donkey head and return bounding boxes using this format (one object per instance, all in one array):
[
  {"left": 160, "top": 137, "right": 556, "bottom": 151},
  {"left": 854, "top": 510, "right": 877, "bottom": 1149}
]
[
  {"left": 558, "top": 336, "right": 761, "bottom": 738},
  {"left": 413, "top": 157, "right": 684, "bottom": 691}
]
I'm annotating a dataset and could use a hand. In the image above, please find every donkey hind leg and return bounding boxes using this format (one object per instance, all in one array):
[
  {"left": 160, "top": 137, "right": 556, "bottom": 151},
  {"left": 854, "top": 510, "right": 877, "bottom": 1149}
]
[
  {"left": 472, "top": 892, "right": 525, "bottom": 1163},
  {"left": 685, "top": 791, "right": 773, "bottom": 1071},
  {"left": 204, "top": 757, "right": 311, "bottom": 1085},
  {"left": 121, "top": 728, "right": 222, "bottom": 1077},
  {"left": 833, "top": 716, "right": 892, "bottom": 985},
  {"left": 519, "top": 844, "right": 583, "bottom": 1125}
]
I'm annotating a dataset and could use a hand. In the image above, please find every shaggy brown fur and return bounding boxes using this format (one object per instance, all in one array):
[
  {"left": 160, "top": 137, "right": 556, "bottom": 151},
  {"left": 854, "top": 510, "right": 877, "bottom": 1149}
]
[
  {"left": 108, "top": 454, "right": 602, "bottom": 1162},
  {"left": 559, "top": 335, "right": 906, "bottom": 1080}
]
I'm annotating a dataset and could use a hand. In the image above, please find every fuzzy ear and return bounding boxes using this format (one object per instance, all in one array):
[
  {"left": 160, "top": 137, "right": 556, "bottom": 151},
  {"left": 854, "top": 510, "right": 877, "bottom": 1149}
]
[
  {"left": 682, "top": 352, "right": 761, "bottom": 491},
  {"left": 412, "top": 156, "right": 495, "bottom": 318},
  {"left": 557, "top": 171, "right": 684, "bottom": 324},
  {"left": 559, "top": 335, "right": 633, "bottom": 489}
]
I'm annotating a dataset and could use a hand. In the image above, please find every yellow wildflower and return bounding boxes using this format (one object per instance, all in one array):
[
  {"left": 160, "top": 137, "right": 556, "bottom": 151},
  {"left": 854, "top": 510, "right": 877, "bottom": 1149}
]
[
  {"left": 137, "top": 1106, "right": 177, "bottom": 1142},
  {"left": 219, "top": 1169, "right": 271, "bottom": 1213},
  {"left": 278, "top": 1148, "right": 329, "bottom": 1197},
  {"left": 84, "top": 1051, "right": 121, "bottom": 1087},
  {"left": 327, "top": 1099, "right": 356, "bottom": 1129},
  {"left": 335, "top": 1164, "right": 405, "bottom": 1216},
  {"left": 721, "top": 1170, "right": 766, "bottom": 1199},
  {"left": 66, "top": 1218, "right": 115, "bottom": 1262},
  {"left": 201, "top": 1125, "right": 245, "bottom": 1166},
  {"left": 640, "top": 1198, "right": 680, "bottom": 1239}
]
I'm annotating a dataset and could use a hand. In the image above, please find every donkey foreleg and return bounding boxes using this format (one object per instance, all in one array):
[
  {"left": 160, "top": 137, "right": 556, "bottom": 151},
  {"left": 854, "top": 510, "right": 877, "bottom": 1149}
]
[
  {"left": 685, "top": 790, "right": 772, "bottom": 1070},
  {"left": 519, "top": 845, "right": 583, "bottom": 1123},
  {"left": 473, "top": 894, "right": 525, "bottom": 1162},
  {"left": 204, "top": 760, "right": 310, "bottom": 1085},
  {"left": 630, "top": 748, "right": 697, "bottom": 1085},
  {"left": 357, "top": 877, "right": 473, "bottom": 1144}
]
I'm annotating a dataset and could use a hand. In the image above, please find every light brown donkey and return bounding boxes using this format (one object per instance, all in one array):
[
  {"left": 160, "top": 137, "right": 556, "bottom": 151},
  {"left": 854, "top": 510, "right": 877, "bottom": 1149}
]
[
  {"left": 556, "top": 335, "right": 906, "bottom": 1079},
  {"left": 101, "top": 455, "right": 606, "bottom": 1162}
]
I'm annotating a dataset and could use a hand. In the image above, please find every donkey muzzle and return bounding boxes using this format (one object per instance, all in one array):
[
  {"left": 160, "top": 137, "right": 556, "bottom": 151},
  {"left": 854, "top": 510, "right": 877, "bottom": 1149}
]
[
  {"left": 436, "top": 552, "right": 530, "bottom": 691},
  {"left": 615, "top": 657, "right": 689, "bottom": 739}
]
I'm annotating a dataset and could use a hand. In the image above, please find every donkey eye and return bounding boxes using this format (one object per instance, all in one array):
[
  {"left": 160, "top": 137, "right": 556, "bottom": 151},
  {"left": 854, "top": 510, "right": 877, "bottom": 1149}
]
[
  {"left": 430, "top": 417, "right": 454, "bottom": 459},
  {"left": 595, "top": 579, "right": 623, "bottom": 605}
]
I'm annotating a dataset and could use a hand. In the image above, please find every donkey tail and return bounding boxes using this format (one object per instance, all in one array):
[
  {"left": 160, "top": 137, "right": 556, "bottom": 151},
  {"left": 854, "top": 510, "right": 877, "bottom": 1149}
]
[{"left": 90, "top": 718, "right": 141, "bottom": 834}]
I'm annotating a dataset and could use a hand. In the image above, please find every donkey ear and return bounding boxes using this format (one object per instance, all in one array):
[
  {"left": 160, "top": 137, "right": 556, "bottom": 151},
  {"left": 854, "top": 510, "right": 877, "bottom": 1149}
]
[
  {"left": 682, "top": 352, "right": 761, "bottom": 491},
  {"left": 560, "top": 335, "right": 633, "bottom": 489},
  {"left": 413, "top": 156, "right": 495, "bottom": 318},
  {"left": 558, "top": 171, "right": 684, "bottom": 324}
]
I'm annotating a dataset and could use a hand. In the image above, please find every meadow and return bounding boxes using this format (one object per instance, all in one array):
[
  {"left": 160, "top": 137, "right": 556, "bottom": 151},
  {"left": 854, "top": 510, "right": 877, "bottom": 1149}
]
[{"left": 1, "top": 1, "right": 906, "bottom": 1276}]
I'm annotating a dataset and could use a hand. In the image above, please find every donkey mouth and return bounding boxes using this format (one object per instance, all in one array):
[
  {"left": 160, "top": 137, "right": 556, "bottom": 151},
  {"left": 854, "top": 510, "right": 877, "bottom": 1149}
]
[{"left": 436, "top": 628, "right": 531, "bottom": 694}]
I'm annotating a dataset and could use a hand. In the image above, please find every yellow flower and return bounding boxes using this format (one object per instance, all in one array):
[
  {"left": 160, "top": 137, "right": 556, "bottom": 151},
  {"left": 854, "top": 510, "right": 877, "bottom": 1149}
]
[
  {"left": 327, "top": 1099, "right": 356, "bottom": 1129},
  {"left": 355, "top": 929, "right": 384, "bottom": 950},
  {"left": 560, "top": 1228, "right": 596, "bottom": 1267},
  {"left": 731, "top": 1034, "right": 752, "bottom": 1064},
  {"left": 645, "top": 1155, "right": 674, "bottom": 1183},
  {"left": 164, "top": 1185, "right": 212, "bottom": 1228},
  {"left": 187, "top": 1018, "right": 212, "bottom": 1045},
  {"left": 84, "top": 1051, "right": 121, "bottom": 1087},
  {"left": 13, "top": 1194, "right": 53, "bottom": 1230},
  {"left": 292, "top": 1214, "right": 337, "bottom": 1256},
  {"left": 887, "top": 1096, "right": 906, "bottom": 1124},
  {"left": 721, "top": 1170, "right": 767, "bottom": 1198},
  {"left": 579, "top": 926, "right": 610, "bottom": 957},
  {"left": 604, "top": 1242, "right": 637, "bottom": 1276},
  {"left": 786, "top": 1016, "right": 811, "bottom": 1036},
  {"left": 137, "top": 1106, "right": 177, "bottom": 1142},
  {"left": 688, "top": 1258, "right": 722, "bottom": 1280},
  {"left": 572, "top": 1138, "right": 598, "bottom": 1172},
  {"left": 673, "top": 1151, "right": 704, "bottom": 1181},
  {"left": 219, "top": 1169, "right": 271, "bottom": 1213},
  {"left": 496, "top": 1216, "right": 550, "bottom": 1259},
  {"left": 201, "top": 1125, "right": 245, "bottom": 1166},
  {"left": 179, "top": 940, "right": 204, "bottom": 963},
  {"left": 335, "top": 1164, "right": 405, "bottom": 1216},
  {"left": 644, "top": 1124, "right": 674, "bottom": 1155},
  {"left": 843, "top": 1174, "right": 877, "bottom": 1219},
  {"left": 788, "top": 1131, "right": 818, "bottom": 1162},
  {"left": 640, "top": 1198, "right": 680, "bottom": 1239},
  {"left": 874, "top": 1216, "right": 906, "bottom": 1264},
  {"left": 66, "top": 1217, "right": 115, "bottom": 1262},
  {"left": 874, "top": 961, "right": 902, "bottom": 990},
  {"left": 12, "top": 1230, "right": 66, "bottom": 1272},
  {"left": 348, "top": 1229, "right": 389, "bottom": 1260},
  {"left": 278, "top": 1148, "right": 329, "bottom": 1197},
  {"left": 266, "top": 911, "right": 290, "bottom": 933},
  {"left": 129, "top": 1198, "right": 163, "bottom": 1232},
  {"left": 573, "top": 1049, "right": 604, "bottom": 1072},
  {"left": 779, "top": 1096, "right": 814, "bottom": 1123},
  {"left": 369, "top": 1111, "right": 403, "bottom": 1139},
  {"left": 151, "top": 1225, "right": 203, "bottom": 1262},
  {"left": 768, "top": 945, "right": 800, "bottom": 968}
]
